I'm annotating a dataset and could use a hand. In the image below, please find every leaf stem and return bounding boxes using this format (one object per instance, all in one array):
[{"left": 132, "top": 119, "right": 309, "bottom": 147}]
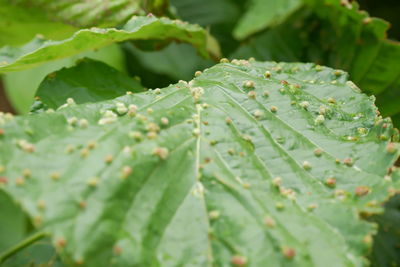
[{"left": 0, "top": 231, "right": 47, "bottom": 264}]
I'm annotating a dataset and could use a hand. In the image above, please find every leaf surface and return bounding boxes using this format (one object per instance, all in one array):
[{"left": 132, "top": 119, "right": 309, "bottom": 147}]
[
  {"left": 304, "top": 0, "right": 400, "bottom": 120},
  {"left": 0, "top": 61, "right": 399, "bottom": 266},
  {"left": 231, "top": 0, "right": 400, "bottom": 123}
]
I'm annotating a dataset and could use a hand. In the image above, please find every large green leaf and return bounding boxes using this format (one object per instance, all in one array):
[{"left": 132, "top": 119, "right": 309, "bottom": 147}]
[
  {"left": 2, "top": 0, "right": 168, "bottom": 28},
  {"left": 34, "top": 58, "right": 144, "bottom": 110},
  {"left": 0, "top": 61, "right": 399, "bottom": 266},
  {"left": 0, "top": 16, "right": 219, "bottom": 73},
  {"left": 231, "top": 0, "right": 400, "bottom": 124},
  {"left": 233, "top": 0, "right": 303, "bottom": 40}
]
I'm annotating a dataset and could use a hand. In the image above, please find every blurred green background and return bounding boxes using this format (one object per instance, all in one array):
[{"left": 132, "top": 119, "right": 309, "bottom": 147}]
[{"left": 358, "top": 0, "right": 400, "bottom": 38}]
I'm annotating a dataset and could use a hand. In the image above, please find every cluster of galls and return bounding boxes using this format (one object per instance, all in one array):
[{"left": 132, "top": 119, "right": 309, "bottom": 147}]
[
  {"left": 62, "top": 97, "right": 172, "bottom": 162},
  {"left": 208, "top": 61, "right": 398, "bottom": 263},
  {"left": 234, "top": 62, "right": 337, "bottom": 129}
]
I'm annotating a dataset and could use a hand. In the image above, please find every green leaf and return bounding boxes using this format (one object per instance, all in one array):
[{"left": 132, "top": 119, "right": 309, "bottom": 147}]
[
  {"left": 231, "top": 0, "right": 400, "bottom": 124},
  {"left": 392, "top": 114, "right": 400, "bottom": 129},
  {"left": 233, "top": 0, "right": 303, "bottom": 40},
  {"left": 370, "top": 193, "right": 400, "bottom": 267},
  {"left": 0, "top": 191, "right": 28, "bottom": 253},
  {"left": 303, "top": 0, "right": 400, "bottom": 120},
  {"left": 3, "top": 44, "right": 126, "bottom": 114},
  {"left": 170, "top": 0, "right": 243, "bottom": 55},
  {"left": 231, "top": 9, "right": 306, "bottom": 62},
  {"left": 2, "top": 0, "right": 168, "bottom": 28},
  {"left": 1, "top": 236, "right": 64, "bottom": 267},
  {"left": 0, "top": 61, "right": 399, "bottom": 266},
  {"left": 369, "top": 167, "right": 400, "bottom": 267},
  {"left": 34, "top": 58, "right": 144, "bottom": 110},
  {"left": 171, "top": 0, "right": 240, "bottom": 26},
  {"left": 0, "top": 0, "right": 77, "bottom": 46},
  {"left": 0, "top": 16, "right": 218, "bottom": 73}
]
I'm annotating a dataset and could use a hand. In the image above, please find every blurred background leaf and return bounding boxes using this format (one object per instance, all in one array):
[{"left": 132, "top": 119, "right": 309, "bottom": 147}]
[
  {"left": 1, "top": 0, "right": 169, "bottom": 29},
  {"left": 0, "top": 0, "right": 77, "bottom": 46},
  {"left": 122, "top": 42, "right": 214, "bottom": 89},
  {"left": 3, "top": 44, "right": 126, "bottom": 114},
  {"left": 34, "top": 58, "right": 143, "bottom": 110},
  {"left": 358, "top": 0, "right": 400, "bottom": 39},
  {"left": 0, "top": 191, "right": 29, "bottom": 254},
  {"left": 0, "top": 15, "right": 217, "bottom": 113},
  {"left": 1, "top": 238, "right": 64, "bottom": 267},
  {"left": 370, "top": 195, "right": 400, "bottom": 267},
  {"left": 171, "top": 0, "right": 244, "bottom": 56},
  {"left": 369, "top": 168, "right": 400, "bottom": 267},
  {"left": 233, "top": 0, "right": 303, "bottom": 40}
]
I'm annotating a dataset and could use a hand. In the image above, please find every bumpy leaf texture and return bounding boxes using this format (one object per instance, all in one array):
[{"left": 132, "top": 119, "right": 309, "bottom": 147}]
[
  {"left": 0, "top": 61, "right": 399, "bottom": 266},
  {"left": 305, "top": 0, "right": 400, "bottom": 127},
  {"left": 232, "top": 0, "right": 400, "bottom": 126},
  {"left": 0, "top": 16, "right": 218, "bottom": 72}
]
